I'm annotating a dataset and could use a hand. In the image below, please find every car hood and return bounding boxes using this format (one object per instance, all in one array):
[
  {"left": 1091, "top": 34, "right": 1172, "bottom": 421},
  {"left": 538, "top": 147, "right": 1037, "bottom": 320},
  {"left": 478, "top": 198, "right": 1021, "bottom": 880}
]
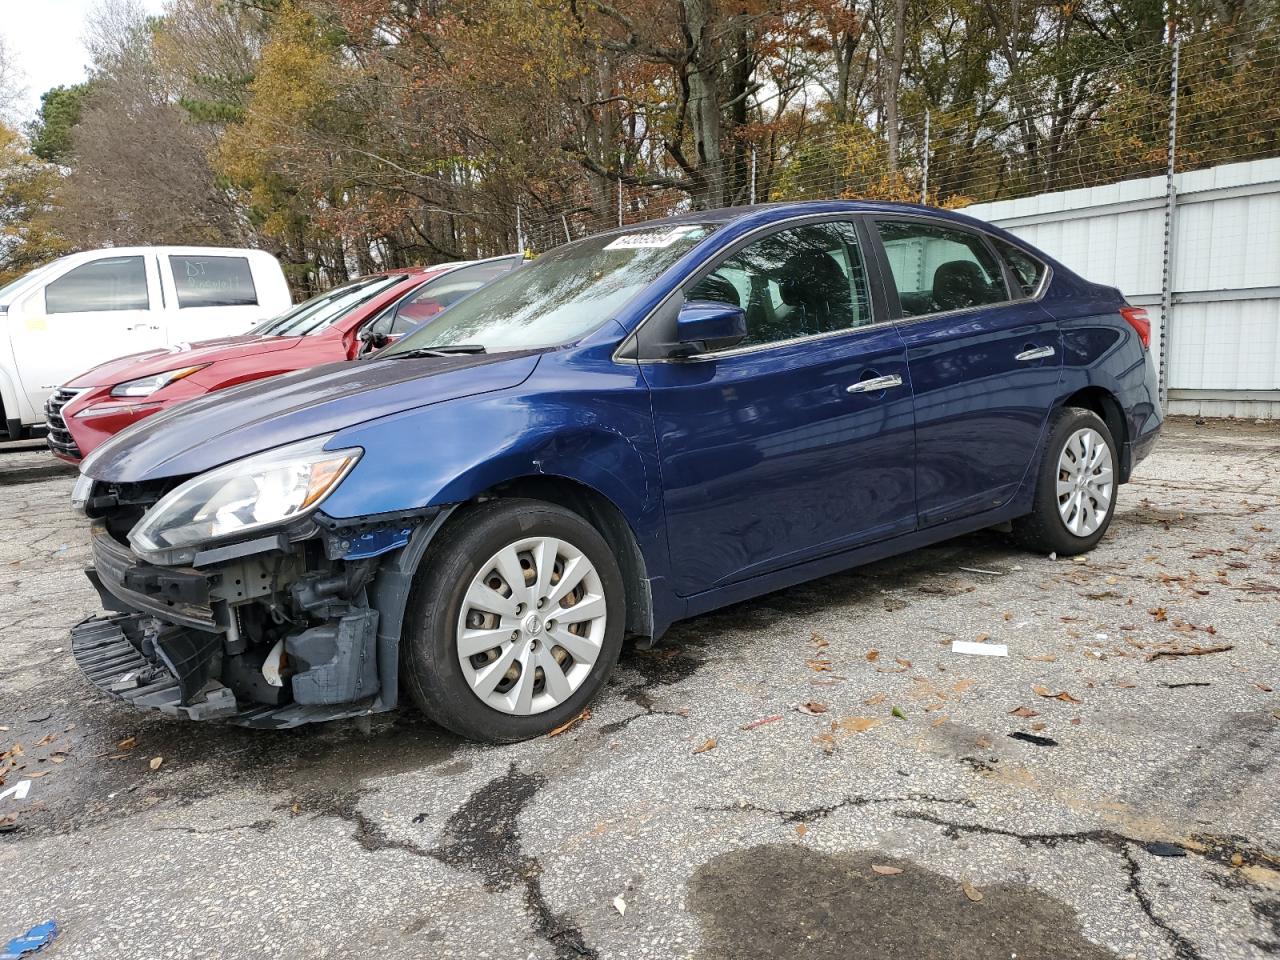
[
  {"left": 66, "top": 335, "right": 305, "bottom": 388},
  {"left": 83, "top": 351, "right": 543, "bottom": 482}
]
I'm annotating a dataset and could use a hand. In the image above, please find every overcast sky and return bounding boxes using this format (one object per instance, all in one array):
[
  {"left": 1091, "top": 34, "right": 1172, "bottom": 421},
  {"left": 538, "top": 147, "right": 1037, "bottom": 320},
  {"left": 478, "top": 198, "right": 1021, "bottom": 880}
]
[{"left": 3, "top": 0, "right": 166, "bottom": 121}]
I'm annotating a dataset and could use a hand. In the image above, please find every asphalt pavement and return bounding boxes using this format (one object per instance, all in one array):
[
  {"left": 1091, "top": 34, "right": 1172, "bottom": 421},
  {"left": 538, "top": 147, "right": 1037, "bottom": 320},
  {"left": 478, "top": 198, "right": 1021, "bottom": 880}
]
[{"left": 0, "top": 419, "right": 1277, "bottom": 959}]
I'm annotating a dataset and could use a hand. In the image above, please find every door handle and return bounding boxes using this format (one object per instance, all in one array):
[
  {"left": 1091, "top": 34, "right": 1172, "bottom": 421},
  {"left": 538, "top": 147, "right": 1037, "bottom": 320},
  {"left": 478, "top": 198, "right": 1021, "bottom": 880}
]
[
  {"left": 1015, "top": 345, "right": 1055, "bottom": 361},
  {"left": 846, "top": 374, "right": 904, "bottom": 394}
]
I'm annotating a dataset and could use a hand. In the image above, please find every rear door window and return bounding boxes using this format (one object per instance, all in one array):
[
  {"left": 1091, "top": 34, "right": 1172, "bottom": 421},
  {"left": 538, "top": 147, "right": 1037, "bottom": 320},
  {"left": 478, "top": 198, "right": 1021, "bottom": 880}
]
[
  {"left": 169, "top": 255, "right": 258, "bottom": 308},
  {"left": 874, "top": 220, "right": 1008, "bottom": 317},
  {"left": 45, "top": 256, "right": 149, "bottom": 314},
  {"left": 990, "top": 236, "right": 1048, "bottom": 297}
]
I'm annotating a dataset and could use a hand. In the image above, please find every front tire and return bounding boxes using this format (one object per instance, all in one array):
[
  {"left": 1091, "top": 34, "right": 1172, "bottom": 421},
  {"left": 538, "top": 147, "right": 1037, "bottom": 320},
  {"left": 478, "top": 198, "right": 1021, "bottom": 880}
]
[
  {"left": 401, "top": 499, "right": 626, "bottom": 742},
  {"left": 1013, "top": 407, "right": 1118, "bottom": 556}
]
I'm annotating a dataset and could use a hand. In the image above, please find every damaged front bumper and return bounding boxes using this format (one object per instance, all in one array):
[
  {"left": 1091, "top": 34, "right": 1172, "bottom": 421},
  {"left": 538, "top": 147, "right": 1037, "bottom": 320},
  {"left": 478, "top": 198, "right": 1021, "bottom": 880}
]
[{"left": 72, "top": 509, "right": 445, "bottom": 728}]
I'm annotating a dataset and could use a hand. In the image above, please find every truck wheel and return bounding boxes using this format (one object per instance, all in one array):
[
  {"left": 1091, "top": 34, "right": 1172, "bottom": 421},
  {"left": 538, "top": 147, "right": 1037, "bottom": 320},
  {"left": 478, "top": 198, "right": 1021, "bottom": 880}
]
[
  {"left": 401, "top": 499, "right": 626, "bottom": 742},
  {"left": 1013, "top": 407, "right": 1118, "bottom": 557}
]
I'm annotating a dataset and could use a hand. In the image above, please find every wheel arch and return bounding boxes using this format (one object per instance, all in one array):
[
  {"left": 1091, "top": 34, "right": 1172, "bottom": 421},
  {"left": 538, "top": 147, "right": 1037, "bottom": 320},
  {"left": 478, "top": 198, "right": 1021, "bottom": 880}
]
[
  {"left": 1059, "top": 386, "right": 1130, "bottom": 482},
  {"left": 471, "top": 474, "right": 655, "bottom": 643}
]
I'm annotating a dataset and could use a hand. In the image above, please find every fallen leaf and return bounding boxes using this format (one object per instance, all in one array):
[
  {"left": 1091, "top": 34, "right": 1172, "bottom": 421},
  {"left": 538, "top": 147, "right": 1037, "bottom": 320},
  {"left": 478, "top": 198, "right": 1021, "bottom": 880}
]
[
  {"left": 891, "top": 706, "right": 907, "bottom": 720},
  {"left": 813, "top": 732, "right": 836, "bottom": 754},
  {"left": 872, "top": 864, "right": 903, "bottom": 876},
  {"left": 1026, "top": 655, "right": 1057, "bottom": 663},
  {"left": 795, "top": 701, "right": 828, "bottom": 716},
  {"left": 693, "top": 738, "right": 717, "bottom": 755},
  {"left": 832, "top": 716, "right": 882, "bottom": 734},
  {"left": 149, "top": 756, "right": 164, "bottom": 770},
  {"left": 962, "top": 880, "right": 984, "bottom": 902},
  {"left": 863, "top": 693, "right": 886, "bottom": 706},
  {"left": 48, "top": 756, "right": 65, "bottom": 764},
  {"left": 33, "top": 734, "right": 55, "bottom": 747},
  {"left": 1033, "top": 686, "right": 1082, "bottom": 703},
  {"left": 866, "top": 649, "right": 880, "bottom": 662},
  {"left": 26, "top": 770, "right": 49, "bottom": 779},
  {"left": 612, "top": 895, "right": 627, "bottom": 916},
  {"left": 117, "top": 736, "right": 137, "bottom": 750},
  {"left": 1231, "top": 852, "right": 1244, "bottom": 867},
  {"left": 1008, "top": 706, "right": 1039, "bottom": 718},
  {"left": 877, "top": 658, "right": 912, "bottom": 674},
  {"left": 741, "top": 714, "right": 783, "bottom": 731},
  {"left": 1149, "top": 607, "right": 1168, "bottom": 622},
  {"left": 547, "top": 709, "right": 591, "bottom": 737},
  {"left": 795, "top": 823, "right": 808, "bottom": 837}
]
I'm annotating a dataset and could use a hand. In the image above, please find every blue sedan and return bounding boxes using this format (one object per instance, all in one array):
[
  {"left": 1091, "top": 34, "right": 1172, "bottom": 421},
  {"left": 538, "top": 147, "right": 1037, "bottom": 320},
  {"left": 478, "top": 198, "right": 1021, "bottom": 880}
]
[{"left": 72, "top": 201, "right": 1161, "bottom": 740}]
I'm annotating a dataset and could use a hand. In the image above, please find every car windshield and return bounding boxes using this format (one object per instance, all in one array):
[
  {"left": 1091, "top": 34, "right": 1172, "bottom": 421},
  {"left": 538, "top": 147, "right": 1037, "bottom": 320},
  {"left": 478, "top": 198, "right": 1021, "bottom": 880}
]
[
  {"left": 0, "top": 258, "right": 65, "bottom": 309},
  {"left": 379, "top": 223, "right": 720, "bottom": 355},
  {"left": 253, "top": 274, "right": 407, "bottom": 337}
]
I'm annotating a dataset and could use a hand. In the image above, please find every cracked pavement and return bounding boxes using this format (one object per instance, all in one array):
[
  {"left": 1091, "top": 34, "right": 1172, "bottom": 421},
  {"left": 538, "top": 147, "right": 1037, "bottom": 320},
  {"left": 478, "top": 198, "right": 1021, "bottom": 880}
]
[{"left": 1, "top": 417, "right": 1278, "bottom": 959}]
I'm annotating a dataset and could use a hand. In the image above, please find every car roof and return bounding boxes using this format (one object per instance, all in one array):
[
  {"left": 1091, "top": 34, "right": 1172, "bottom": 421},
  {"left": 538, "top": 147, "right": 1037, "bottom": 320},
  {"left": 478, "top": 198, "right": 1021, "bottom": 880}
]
[
  {"left": 367, "top": 252, "right": 523, "bottom": 281},
  {"left": 598, "top": 199, "right": 994, "bottom": 234}
]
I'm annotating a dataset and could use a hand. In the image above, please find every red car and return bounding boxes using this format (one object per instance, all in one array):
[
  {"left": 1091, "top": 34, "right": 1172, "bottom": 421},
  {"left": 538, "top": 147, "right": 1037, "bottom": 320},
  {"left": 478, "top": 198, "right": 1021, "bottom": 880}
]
[{"left": 46, "top": 256, "right": 520, "bottom": 462}]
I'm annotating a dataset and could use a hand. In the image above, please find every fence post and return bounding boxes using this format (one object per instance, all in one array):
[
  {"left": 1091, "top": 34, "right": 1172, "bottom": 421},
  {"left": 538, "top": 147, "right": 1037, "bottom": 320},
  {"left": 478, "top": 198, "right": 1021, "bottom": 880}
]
[
  {"left": 515, "top": 204, "right": 524, "bottom": 254},
  {"left": 561, "top": 213, "right": 571, "bottom": 244},
  {"left": 921, "top": 109, "right": 930, "bottom": 205},
  {"left": 618, "top": 178, "right": 624, "bottom": 228},
  {"left": 1158, "top": 35, "right": 1180, "bottom": 408},
  {"left": 750, "top": 147, "right": 757, "bottom": 205}
]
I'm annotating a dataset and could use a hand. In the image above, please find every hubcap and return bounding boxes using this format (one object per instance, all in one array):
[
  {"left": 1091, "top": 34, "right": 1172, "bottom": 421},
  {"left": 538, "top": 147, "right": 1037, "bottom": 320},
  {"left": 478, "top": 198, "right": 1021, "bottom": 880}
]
[
  {"left": 1056, "top": 427, "right": 1114, "bottom": 538},
  {"left": 456, "top": 535, "right": 606, "bottom": 716}
]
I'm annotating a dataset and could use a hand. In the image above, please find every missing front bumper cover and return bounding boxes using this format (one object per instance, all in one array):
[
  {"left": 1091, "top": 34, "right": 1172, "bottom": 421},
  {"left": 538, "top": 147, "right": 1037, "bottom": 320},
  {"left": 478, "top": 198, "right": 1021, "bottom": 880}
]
[{"left": 71, "top": 614, "right": 379, "bottom": 729}]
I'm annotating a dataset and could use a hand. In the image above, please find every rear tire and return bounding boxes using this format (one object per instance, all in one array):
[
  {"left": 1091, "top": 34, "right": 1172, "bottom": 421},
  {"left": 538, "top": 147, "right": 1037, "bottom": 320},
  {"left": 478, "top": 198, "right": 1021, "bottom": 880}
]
[
  {"left": 1012, "top": 407, "right": 1118, "bottom": 557},
  {"left": 401, "top": 498, "right": 626, "bottom": 742}
]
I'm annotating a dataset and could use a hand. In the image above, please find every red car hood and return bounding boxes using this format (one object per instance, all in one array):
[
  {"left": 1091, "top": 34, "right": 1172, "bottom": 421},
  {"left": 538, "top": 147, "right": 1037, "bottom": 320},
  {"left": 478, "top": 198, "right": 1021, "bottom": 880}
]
[{"left": 65, "top": 335, "right": 306, "bottom": 387}]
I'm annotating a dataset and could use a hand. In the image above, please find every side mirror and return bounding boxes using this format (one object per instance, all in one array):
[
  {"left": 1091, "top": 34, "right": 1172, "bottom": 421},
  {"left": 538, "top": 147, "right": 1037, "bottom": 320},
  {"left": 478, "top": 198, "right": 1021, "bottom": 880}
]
[
  {"left": 358, "top": 328, "right": 389, "bottom": 349},
  {"left": 672, "top": 300, "right": 747, "bottom": 357}
]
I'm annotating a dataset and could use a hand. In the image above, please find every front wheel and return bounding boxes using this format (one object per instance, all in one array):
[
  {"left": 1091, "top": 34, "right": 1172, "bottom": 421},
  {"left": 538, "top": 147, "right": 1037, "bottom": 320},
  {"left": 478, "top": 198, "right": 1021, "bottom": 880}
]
[
  {"left": 401, "top": 499, "right": 626, "bottom": 742},
  {"left": 1013, "top": 407, "right": 1118, "bottom": 556}
]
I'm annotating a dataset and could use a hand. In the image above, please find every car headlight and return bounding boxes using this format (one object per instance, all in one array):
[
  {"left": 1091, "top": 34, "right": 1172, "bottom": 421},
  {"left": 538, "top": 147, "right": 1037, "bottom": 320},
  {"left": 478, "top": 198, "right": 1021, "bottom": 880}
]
[
  {"left": 110, "top": 365, "right": 207, "bottom": 399},
  {"left": 129, "top": 436, "right": 361, "bottom": 559}
]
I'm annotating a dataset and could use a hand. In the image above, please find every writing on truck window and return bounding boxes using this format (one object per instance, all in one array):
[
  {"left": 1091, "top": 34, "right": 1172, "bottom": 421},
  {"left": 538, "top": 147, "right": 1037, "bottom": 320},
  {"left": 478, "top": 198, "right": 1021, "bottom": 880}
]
[{"left": 169, "top": 255, "right": 258, "bottom": 308}]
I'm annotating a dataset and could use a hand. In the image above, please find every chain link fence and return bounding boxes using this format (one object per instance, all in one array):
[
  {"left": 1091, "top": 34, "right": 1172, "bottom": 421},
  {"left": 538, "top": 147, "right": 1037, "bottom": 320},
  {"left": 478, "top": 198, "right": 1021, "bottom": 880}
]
[{"left": 513, "top": 22, "right": 1280, "bottom": 253}]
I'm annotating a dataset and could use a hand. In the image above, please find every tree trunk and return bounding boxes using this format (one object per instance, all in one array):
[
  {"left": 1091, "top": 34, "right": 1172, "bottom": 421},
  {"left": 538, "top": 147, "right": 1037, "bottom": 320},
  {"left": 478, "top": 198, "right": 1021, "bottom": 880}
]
[
  {"left": 885, "top": 0, "right": 907, "bottom": 173},
  {"left": 684, "top": 0, "right": 725, "bottom": 208}
]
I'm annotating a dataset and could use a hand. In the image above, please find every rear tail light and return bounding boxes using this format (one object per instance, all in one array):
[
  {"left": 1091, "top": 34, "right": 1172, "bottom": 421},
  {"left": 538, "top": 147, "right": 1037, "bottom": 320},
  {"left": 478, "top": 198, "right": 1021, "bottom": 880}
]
[{"left": 1119, "top": 306, "right": 1151, "bottom": 349}]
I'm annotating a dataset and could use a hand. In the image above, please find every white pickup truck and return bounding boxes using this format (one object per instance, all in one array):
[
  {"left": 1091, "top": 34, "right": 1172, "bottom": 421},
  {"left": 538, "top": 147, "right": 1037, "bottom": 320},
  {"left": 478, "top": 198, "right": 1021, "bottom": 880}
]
[{"left": 0, "top": 246, "right": 292, "bottom": 440}]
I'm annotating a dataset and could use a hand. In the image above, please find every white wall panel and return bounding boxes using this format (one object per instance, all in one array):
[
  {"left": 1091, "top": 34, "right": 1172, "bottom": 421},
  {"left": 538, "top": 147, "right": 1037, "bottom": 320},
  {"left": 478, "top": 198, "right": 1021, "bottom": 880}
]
[{"left": 964, "top": 158, "right": 1280, "bottom": 411}]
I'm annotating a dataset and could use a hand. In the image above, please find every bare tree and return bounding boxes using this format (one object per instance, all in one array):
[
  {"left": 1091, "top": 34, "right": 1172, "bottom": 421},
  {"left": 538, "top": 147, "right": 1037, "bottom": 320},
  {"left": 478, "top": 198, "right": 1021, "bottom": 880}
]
[
  {"left": 0, "top": 35, "right": 27, "bottom": 121},
  {"left": 50, "top": 0, "right": 246, "bottom": 247}
]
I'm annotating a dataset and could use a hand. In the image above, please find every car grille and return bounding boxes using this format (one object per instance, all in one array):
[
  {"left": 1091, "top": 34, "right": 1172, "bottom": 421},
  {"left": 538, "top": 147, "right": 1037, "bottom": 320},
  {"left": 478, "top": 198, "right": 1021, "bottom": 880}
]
[{"left": 45, "top": 387, "right": 86, "bottom": 459}]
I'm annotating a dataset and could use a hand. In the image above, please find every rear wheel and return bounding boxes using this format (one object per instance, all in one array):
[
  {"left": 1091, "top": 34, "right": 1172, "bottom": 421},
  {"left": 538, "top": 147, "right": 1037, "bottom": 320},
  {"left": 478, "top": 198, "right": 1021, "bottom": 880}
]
[
  {"left": 1013, "top": 407, "right": 1118, "bottom": 556},
  {"left": 401, "top": 499, "right": 626, "bottom": 742}
]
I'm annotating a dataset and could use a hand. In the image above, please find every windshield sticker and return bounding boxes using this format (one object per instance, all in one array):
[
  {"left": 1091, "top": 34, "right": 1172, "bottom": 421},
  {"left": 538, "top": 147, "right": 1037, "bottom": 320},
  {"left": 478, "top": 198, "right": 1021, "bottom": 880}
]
[{"left": 604, "top": 225, "right": 702, "bottom": 250}]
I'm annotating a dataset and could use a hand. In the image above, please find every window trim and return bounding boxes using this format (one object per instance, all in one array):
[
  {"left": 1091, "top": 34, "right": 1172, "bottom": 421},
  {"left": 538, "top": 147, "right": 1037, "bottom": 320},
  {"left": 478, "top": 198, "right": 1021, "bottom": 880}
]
[
  {"left": 988, "top": 233, "right": 1050, "bottom": 300},
  {"left": 168, "top": 254, "right": 259, "bottom": 310},
  {"left": 865, "top": 213, "right": 1052, "bottom": 326},
  {"left": 621, "top": 213, "right": 892, "bottom": 364}
]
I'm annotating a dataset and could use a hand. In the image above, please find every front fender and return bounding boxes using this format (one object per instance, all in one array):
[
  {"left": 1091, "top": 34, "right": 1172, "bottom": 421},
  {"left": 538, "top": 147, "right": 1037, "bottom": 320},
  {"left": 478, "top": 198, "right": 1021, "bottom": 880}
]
[{"left": 320, "top": 344, "right": 667, "bottom": 575}]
